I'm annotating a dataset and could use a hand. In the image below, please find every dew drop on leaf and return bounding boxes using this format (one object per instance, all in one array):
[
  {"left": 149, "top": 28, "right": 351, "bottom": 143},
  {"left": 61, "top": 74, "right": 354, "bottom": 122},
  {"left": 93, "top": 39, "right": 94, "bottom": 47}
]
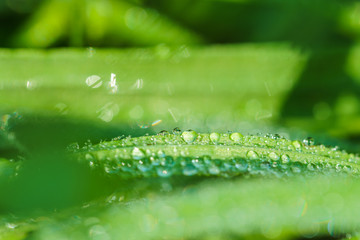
[
  {"left": 246, "top": 150, "right": 259, "bottom": 160},
  {"left": 209, "top": 132, "right": 220, "bottom": 144},
  {"left": 157, "top": 150, "right": 166, "bottom": 158},
  {"left": 158, "top": 130, "right": 169, "bottom": 136},
  {"left": 281, "top": 154, "right": 290, "bottom": 163},
  {"left": 160, "top": 156, "right": 174, "bottom": 167},
  {"left": 208, "top": 165, "right": 221, "bottom": 175},
  {"left": 156, "top": 167, "right": 172, "bottom": 177},
  {"left": 85, "top": 75, "right": 102, "bottom": 88},
  {"left": 343, "top": 165, "right": 352, "bottom": 173},
  {"left": 132, "top": 147, "right": 145, "bottom": 160},
  {"left": 291, "top": 162, "right": 303, "bottom": 173},
  {"left": 273, "top": 134, "right": 281, "bottom": 140},
  {"left": 303, "top": 137, "right": 315, "bottom": 146},
  {"left": 172, "top": 127, "right": 182, "bottom": 135},
  {"left": 230, "top": 132, "right": 243, "bottom": 142},
  {"left": 183, "top": 163, "right": 198, "bottom": 176},
  {"left": 181, "top": 130, "right": 198, "bottom": 143},
  {"left": 292, "top": 140, "right": 302, "bottom": 151},
  {"left": 67, "top": 142, "right": 80, "bottom": 151},
  {"left": 235, "top": 158, "right": 249, "bottom": 172},
  {"left": 307, "top": 163, "right": 316, "bottom": 171},
  {"left": 260, "top": 161, "right": 271, "bottom": 170},
  {"left": 137, "top": 158, "right": 152, "bottom": 172},
  {"left": 268, "top": 152, "right": 280, "bottom": 161}
]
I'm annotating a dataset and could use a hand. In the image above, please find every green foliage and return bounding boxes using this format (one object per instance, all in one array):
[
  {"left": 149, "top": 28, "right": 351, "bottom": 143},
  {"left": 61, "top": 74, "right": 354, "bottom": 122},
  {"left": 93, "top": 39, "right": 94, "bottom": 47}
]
[
  {"left": 0, "top": 45, "right": 359, "bottom": 141},
  {"left": 0, "top": 1, "right": 360, "bottom": 239},
  {"left": 1, "top": 0, "right": 360, "bottom": 48},
  {"left": 1, "top": 122, "right": 360, "bottom": 239},
  {"left": 11, "top": 0, "right": 202, "bottom": 48},
  {"left": 74, "top": 132, "right": 360, "bottom": 179}
]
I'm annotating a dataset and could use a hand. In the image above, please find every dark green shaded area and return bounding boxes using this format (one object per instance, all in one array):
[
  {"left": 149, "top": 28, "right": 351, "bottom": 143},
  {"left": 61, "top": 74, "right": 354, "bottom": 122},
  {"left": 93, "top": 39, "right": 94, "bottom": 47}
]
[{"left": 0, "top": 0, "right": 359, "bottom": 47}]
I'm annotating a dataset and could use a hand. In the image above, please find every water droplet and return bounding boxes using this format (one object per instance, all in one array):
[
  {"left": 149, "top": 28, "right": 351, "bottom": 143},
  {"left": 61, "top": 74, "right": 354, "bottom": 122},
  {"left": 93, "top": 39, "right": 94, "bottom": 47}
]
[
  {"left": 181, "top": 130, "right": 198, "bottom": 143},
  {"left": 157, "top": 167, "right": 172, "bottom": 177},
  {"left": 343, "top": 165, "right": 352, "bottom": 173},
  {"left": 54, "top": 103, "right": 69, "bottom": 115},
  {"left": 268, "top": 152, "right": 280, "bottom": 161},
  {"left": 246, "top": 150, "right": 259, "bottom": 160},
  {"left": 335, "top": 163, "right": 342, "bottom": 171},
  {"left": 192, "top": 158, "right": 206, "bottom": 172},
  {"left": 208, "top": 165, "right": 220, "bottom": 175},
  {"left": 291, "top": 162, "right": 303, "bottom": 173},
  {"left": 332, "top": 146, "right": 340, "bottom": 151},
  {"left": 281, "top": 154, "right": 290, "bottom": 163},
  {"left": 104, "top": 164, "right": 119, "bottom": 174},
  {"left": 108, "top": 73, "right": 118, "bottom": 94},
  {"left": 272, "top": 161, "right": 278, "bottom": 168},
  {"left": 260, "top": 161, "right": 271, "bottom": 170},
  {"left": 84, "top": 139, "right": 93, "bottom": 148},
  {"left": 97, "top": 102, "right": 119, "bottom": 122},
  {"left": 132, "top": 147, "right": 145, "bottom": 160},
  {"left": 235, "top": 158, "right": 248, "bottom": 172},
  {"left": 158, "top": 130, "right": 169, "bottom": 136},
  {"left": 273, "top": 134, "right": 281, "bottom": 140},
  {"left": 303, "top": 137, "right": 315, "bottom": 146},
  {"left": 348, "top": 153, "right": 356, "bottom": 163},
  {"left": 230, "top": 132, "right": 243, "bottom": 142},
  {"left": 292, "top": 140, "right": 302, "bottom": 151},
  {"left": 179, "top": 156, "right": 190, "bottom": 166},
  {"left": 130, "top": 78, "right": 144, "bottom": 90},
  {"left": 210, "top": 132, "right": 220, "bottom": 144},
  {"left": 157, "top": 150, "right": 166, "bottom": 158},
  {"left": 26, "top": 80, "right": 37, "bottom": 90},
  {"left": 160, "top": 156, "right": 174, "bottom": 166},
  {"left": 120, "top": 160, "right": 135, "bottom": 173},
  {"left": 67, "top": 142, "right": 80, "bottom": 151},
  {"left": 172, "top": 127, "right": 181, "bottom": 135},
  {"left": 86, "top": 75, "right": 102, "bottom": 88},
  {"left": 222, "top": 160, "right": 236, "bottom": 173},
  {"left": 307, "top": 163, "right": 316, "bottom": 171},
  {"left": 149, "top": 156, "right": 160, "bottom": 166},
  {"left": 137, "top": 158, "right": 152, "bottom": 172},
  {"left": 183, "top": 164, "right": 198, "bottom": 176}
]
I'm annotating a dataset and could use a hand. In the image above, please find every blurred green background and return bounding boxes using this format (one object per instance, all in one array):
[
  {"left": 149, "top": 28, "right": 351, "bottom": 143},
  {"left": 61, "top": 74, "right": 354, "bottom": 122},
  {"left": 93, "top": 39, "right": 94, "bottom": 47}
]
[
  {"left": 1, "top": 0, "right": 360, "bottom": 48},
  {"left": 1, "top": 0, "right": 360, "bottom": 220}
]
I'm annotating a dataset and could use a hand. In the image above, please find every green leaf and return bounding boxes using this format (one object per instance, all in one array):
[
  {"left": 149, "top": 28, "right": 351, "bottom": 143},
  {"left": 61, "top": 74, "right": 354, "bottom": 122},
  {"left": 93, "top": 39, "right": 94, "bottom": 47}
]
[
  {"left": 75, "top": 131, "right": 360, "bottom": 178},
  {"left": 0, "top": 44, "right": 305, "bottom": 130}
]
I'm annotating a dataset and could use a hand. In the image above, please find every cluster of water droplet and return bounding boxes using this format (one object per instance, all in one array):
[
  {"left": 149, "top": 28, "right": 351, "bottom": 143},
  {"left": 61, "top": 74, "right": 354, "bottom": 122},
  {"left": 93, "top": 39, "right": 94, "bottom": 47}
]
[
  {"left": 73, "top": 129, "right": 360, "bottom": 179},
  {"left": 83, "top": 151, "right": 308, "bottom": 179}
]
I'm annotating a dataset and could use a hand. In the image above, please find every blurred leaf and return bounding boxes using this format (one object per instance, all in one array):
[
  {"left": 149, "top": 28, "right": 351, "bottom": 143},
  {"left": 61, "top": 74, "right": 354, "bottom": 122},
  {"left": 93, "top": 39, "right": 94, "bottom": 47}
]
[
  {"left": 2, "top": 176, "right": 360, "bottom": 239},
  {"left": 1, "top": 44, "right": 360, "bottom": 142},
  {"left": 143, "top": 0, "right": 358, "bottom": 46},
  {"left": 12, "top": 0, "right": 202, "bottom": 48},
  {"left": 0, "top": 44, "right": 307, "bottom": 147}
]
